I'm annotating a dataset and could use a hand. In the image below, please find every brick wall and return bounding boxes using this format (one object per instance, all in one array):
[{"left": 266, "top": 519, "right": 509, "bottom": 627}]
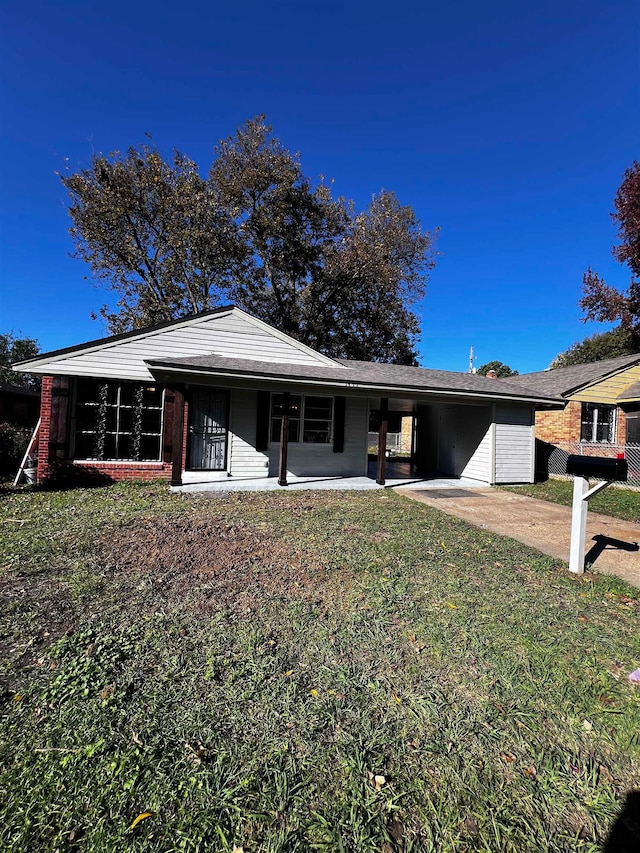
[
  {"left": 535, "top": 401, "right": 582, "bottom": 444},
  {"left": 36, "top": 375, "right": 178, "bottom": 484},
  {"left": 536, "top": 400, "right": 628, "bottom": 445}
]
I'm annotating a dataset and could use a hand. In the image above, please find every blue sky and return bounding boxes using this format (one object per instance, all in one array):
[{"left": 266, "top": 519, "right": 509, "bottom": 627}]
[{"left": 1, "top": 0, "right": 638, "bottom": 372}]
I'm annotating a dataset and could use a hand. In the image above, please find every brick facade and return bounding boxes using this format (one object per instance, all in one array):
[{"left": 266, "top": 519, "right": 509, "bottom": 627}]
[
  {"left": 535, "top": 400, "right": 582, "bottom": 444},
  {"left": 536, "top": 400, "right": 628, "bottom": 446},
  {"left": 36, "top": 375, "right": 177, "bottom": 484}
]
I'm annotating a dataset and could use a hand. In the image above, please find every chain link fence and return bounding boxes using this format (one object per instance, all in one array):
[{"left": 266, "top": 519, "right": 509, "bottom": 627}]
[{"left": 538, "top": 440, "right": 640, "bottom": 489}]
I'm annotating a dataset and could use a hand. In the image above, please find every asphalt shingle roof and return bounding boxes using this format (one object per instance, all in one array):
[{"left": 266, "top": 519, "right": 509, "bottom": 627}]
[
  {"left": 501, "top": 353, "right": 640, "bottom": 397},
  {"left": 145, "top": 353, "right": 563, "bottom": 404}
]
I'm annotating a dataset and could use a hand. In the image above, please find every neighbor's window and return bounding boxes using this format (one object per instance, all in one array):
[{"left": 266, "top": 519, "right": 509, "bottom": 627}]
[
  {"left": 270, "top": 394, "right": 332, "bottom": 443},
  {"left": 74, "top": 378, "right": 164, "bottom": 461},
  {"left": 580, "top": 403, "right": 616, "bottom": 443}
]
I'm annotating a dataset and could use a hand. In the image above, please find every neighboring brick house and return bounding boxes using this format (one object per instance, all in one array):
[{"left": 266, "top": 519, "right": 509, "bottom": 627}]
[{"left": 502, "top": 353, "right": 640, "bottom": 450}]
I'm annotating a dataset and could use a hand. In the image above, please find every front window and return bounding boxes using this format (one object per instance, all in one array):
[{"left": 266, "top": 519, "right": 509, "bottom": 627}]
[
  {"left": 580, "top": 403, "right": 616, "bottom": 443},
  {"left": 74, "top": 378, "right": 164, "bottom": 461},
  {"left": 270, "top": 394, "right": 333, "bottom": 443}
]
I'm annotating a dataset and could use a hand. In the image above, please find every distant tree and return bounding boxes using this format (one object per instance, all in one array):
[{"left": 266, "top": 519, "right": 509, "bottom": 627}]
[
  {"left": 477, "top": 360, "right": 518, "bottom": 377},
  {"left": 550, "top": 326, "right": 638, "bottom": 368},
  {"left": 63, "top": 116, "right": 438, "bottom": 364},
  {"left": 0, "top": 333, "right": 40, "bottom": 390}
]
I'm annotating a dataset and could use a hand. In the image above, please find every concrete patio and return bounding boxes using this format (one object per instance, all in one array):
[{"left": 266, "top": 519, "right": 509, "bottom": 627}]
[{"left": 171, "top": 473, "right": 489, "bottom": 493}]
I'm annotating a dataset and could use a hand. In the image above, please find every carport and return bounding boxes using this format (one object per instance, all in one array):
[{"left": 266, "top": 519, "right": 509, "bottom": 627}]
[{"left": 369, "top": 395, "right": 539, "bottom": 487}]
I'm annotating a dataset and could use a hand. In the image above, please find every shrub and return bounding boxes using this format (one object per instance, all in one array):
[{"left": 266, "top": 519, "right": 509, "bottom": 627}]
[{"left": 0, "top": 421, "right": 33, "bottom": 478}]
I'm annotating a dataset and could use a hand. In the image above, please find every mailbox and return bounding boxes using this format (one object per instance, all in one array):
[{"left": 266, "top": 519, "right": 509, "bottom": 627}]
[{"left": 566, "top": 454, "right": 628, "bottom": 481}]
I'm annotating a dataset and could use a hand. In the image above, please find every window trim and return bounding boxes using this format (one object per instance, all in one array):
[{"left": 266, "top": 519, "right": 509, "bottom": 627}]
[
  {"left": 580, "top": 402, "right": 617, "bottom": 444},
  {"left": 71, "top": 378, "right": 165, "bottom": 462},
  {"left": 270, "top": 393, "right": 334, "bottom": 445}
]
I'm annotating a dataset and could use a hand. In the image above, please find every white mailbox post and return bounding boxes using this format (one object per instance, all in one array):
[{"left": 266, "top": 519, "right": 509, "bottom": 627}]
[{"left": 567, "top": 454, "right": 628, "bottom": 575}]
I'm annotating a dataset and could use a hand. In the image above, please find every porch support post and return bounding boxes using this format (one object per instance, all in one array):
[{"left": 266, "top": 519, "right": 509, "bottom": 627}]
[
  {"left": 171, "top": 386, "right": 185, "bottom": 487},
  {"left": 376, "top": 397, "right": 389, "bottom": 485},
  {"left": 278, "top": 391, "right": 290, "bottom": 487}
]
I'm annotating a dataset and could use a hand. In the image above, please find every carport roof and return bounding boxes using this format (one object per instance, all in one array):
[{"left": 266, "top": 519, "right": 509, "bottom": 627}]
[{"left": 146, "top": 353, "right": 564, "bottom": 406}]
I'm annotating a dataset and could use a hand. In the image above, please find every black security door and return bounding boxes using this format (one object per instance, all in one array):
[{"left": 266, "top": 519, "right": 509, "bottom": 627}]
[{"left": 188, "top": 390, "right": 228, "bottom": 470}]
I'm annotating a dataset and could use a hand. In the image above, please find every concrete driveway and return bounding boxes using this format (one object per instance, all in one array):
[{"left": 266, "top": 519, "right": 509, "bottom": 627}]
[{"left": 398, "top": 485, "right": 640, "bottom": 589}]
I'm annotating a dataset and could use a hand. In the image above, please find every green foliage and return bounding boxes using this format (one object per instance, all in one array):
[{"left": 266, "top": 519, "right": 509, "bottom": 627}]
[
  {"left": 62, "top": 117, "right": 438, "bottom": 364},
  {"left": 477, "top": 360, "right": 518, "bottom": 377},
  {"left": 551, "top": 326, "right": 638, "bottom": 367},
  {"left": 0, "top": 332, "right": 40, "bottom": 390},
  {"left": 1, "top": 484, "right": 639, "bottom": 851},
  {"left": 0, "top": 422, "right": 32, "bottom": 477}
]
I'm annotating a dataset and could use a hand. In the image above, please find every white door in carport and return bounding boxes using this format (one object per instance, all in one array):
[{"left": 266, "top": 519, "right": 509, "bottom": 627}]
[{"left": 438, "top": 406, "right": 491, "bottom": 478}]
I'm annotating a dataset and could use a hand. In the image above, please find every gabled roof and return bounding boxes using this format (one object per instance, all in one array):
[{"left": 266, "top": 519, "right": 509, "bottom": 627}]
[
  {"left": 501, "top": 353, "right": 640, "bottom": 397},
  {"left": 12, "top": 305, "right": 344, "bottom": 380},
  {"left": 146, "top": 352, "right": 564, "bottom": 406}
]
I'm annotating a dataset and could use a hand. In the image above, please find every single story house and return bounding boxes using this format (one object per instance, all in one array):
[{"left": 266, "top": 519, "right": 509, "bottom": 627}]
[
  {"left": 13, "top": 306, "right": 563, "bottom": 487},
  {"left": 501, "top": 354, "right": 640, "bottom": 448}
]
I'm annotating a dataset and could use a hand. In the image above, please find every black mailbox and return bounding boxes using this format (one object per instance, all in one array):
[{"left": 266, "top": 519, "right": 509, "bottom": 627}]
[{"left": 566, "top": 454, "right": 628, "bottom": 481}]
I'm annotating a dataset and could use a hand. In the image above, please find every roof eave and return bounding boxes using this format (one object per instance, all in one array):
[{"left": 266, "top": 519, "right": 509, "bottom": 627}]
[{"left": 146, "top": 361, "right": 564, "bottom": 407}]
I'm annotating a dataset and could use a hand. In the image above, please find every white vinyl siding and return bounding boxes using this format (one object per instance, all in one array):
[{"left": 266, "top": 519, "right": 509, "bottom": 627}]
[
  {"left": 267, "top": 396, "right": 368, "bottom": 477},
  {"left": 460, "top": 421, "right": 492, "bottom": 481},
  {"left": 228, "top": 389, "right": 269, "bottom": 479},
  {"left": 494, "top": 405, "right": 534, "bottom": 484},
  {"left": 437, "top": 405, "right": 491, "bottom": 482},
  {"left": 22, "top": 310, "right": 340, "bottom": 380}
]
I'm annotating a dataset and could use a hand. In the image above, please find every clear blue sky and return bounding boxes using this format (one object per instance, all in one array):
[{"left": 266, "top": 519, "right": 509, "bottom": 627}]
[{"left": 1, "top": 0, "right": 638, "bottom": 372}]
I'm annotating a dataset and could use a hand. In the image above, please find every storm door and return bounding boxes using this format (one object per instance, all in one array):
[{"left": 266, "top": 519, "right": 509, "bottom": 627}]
[{"left": 188, "top": 390, "right": 229, "bottom": 470}]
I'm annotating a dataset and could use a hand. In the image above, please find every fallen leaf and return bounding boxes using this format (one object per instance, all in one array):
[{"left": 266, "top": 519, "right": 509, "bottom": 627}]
[
  {"left": 132, "top": 730, "right": 143, "bottom": 746},
  {"left": 283, "top": 670, "right": 294, "bottom": 677},
  {"left": 309, "top": 688, "right": 319, "bottom": 697},
  {"left": 523, "top": 766, "right": 537, "bottom": 778},
  {"left": 582, "top": 719, "right": 593, "bottom": 733},
  {"left": 129, "top": 812, "right": 154, "bottom": 830},
  {"left": 368, "top": 771, "right": 387, "bottom": 791},
  {"left": 500, "top": 752, "right": 516, "bottom": 764},
  {"left": 392, "top": 693, "right": 402, "bottom": 704}
]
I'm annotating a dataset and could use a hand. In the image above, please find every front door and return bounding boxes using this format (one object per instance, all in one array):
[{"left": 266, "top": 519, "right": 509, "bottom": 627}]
[{"left": 188, "top": 390, "right": 228, "bottom": 470}]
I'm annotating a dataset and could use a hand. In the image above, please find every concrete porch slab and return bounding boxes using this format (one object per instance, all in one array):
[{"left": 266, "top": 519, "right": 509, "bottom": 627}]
[{"left": 172, "top": 474, "right": 489, "bottom": 494}]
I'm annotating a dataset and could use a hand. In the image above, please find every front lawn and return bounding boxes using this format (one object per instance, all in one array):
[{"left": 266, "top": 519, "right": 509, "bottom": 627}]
[
  {"left": 501, "top": 478, "right": 640, "bottom": 523},
  {"left": 1, "top": 483, "right": 639, "bottom": 852}
]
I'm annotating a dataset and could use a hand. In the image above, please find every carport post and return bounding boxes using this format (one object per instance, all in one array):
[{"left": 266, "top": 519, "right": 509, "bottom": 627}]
[
  {"left": 278, "top": 392, "right": 290, "bottom": 487},
  {"left": 376, "top": 397, "right": 388, "bottom": 485}
]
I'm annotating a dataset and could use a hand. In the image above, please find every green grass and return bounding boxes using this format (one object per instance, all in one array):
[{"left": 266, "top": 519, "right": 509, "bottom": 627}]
[
  {"left": 500, "top": 478, "right": 640, "bottom": 522},
  {"left": 1, "top": 482, "right": 639, "bottom": 852}
]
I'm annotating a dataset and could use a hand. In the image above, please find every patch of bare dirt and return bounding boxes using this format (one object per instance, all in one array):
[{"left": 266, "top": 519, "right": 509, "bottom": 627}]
[{"left": 98, "top": 517, "right": 351, "bottom": 615}]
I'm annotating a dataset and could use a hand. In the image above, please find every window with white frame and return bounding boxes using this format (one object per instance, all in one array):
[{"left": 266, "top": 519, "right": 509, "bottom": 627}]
[
  {"left": 270, "top": 393, "right": 333, "bottom": 443},
  {"left": 580, "top": 403, "right": 616, "bottom": 443},
  {"left": 73, "top": 378, "right": 164, "bottom": 461}
]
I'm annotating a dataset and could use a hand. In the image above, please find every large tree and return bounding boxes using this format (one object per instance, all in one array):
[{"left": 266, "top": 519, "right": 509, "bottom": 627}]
[
  {"left": 63, "top": 117, "right": 438, "bottom": 364},
  {"left": 577, "top": 161, "right": 640, "bottom": 334},
  {"left": 550, "top": 326, "right": 638, "bottom": 368}
]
